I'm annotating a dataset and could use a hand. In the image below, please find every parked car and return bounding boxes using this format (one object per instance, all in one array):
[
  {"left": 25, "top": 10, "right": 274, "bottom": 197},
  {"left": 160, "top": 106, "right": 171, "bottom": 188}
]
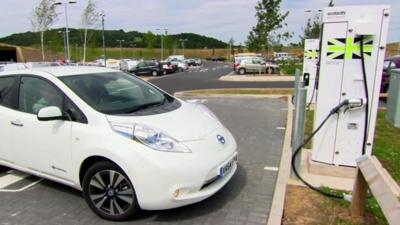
[
  {"left": 120, "top": 59, "right": 139, "bottom": 72},
  {"left": 106, "top": 59, "right": 121, "bottom": 70},
  {"left": 194, "top": 58, "right": 202, "bottom": 66},
  {"left": 165, "top": 55, "right": 185, "bottom": 62},
  {"left": 234, "top": 56, "right": 279, "bottom": 75},
  {"left": 0, "top": 66, "right": 238, "bottom": 220},
  {"left": 160, "top": 61, "right": 178, "bottom": 74},
  {"left": 185, "top": 58, "right": 202, "bottom": 67},
  {"left": 382, "top": 56, "right": 400, "bottom": 93},
  {"left": 235, "top": 57, "right": 268, "bottom": 75},
  {"left": 168, "top": 59, "right": 188, "bottom": 72},
  {"left": 88, "top": 59, "right": 105, "bottom": 67},
  {"left": 131, "top": 61, "right": 165, "bottom": 76},
  {"left": 185, "top": 58, "right": 197, "bottom": 67}
]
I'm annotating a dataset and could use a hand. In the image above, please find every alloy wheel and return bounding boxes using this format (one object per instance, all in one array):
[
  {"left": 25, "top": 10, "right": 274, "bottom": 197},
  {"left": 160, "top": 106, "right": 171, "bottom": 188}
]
[{"left": 88, "top": 170, "right": 134, "bottom": 216}]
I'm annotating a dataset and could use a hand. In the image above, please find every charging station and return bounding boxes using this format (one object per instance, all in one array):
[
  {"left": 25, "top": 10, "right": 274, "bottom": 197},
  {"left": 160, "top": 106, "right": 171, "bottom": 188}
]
[
  {"left": 303, "top": 39, "right": 320, "bottom": 103},
  {"left": 311, "top": 5, "right": 391, "bottom": 167}
]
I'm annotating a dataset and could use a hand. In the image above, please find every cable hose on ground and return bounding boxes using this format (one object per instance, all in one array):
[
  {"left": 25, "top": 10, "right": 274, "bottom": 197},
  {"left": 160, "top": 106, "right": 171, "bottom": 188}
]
[{"left": 291, "top": 102, "right": 348, "bottom": 199}]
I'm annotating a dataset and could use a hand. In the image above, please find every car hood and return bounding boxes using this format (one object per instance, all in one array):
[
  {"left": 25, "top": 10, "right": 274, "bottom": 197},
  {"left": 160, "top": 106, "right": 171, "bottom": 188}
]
[{"left": 105, "top": 100, "right": 221, "bottom": 141}]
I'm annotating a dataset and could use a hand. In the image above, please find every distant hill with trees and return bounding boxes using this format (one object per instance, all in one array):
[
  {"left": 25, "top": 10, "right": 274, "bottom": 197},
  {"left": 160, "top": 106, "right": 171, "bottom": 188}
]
[{"left": 0, "top": 28, "right": 228, "bottom": 50}]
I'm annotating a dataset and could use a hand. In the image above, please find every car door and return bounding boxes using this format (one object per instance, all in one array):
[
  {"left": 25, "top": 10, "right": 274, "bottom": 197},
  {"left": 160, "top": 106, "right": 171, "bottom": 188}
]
[
  {"left": 12, "top": 75, "right": 73, "bottom": 180},
  {"left": 0, "top": 75, "right": 19, "bottom": 164},
  {"left": 135, "top": 62, "right": 147, "bottom": 75}
]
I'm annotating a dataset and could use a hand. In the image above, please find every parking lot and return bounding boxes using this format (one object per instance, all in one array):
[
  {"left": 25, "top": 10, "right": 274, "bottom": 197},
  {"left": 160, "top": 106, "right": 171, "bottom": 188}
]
[{"left": 0, "top": 96, "right": 287, "bottom": 225}]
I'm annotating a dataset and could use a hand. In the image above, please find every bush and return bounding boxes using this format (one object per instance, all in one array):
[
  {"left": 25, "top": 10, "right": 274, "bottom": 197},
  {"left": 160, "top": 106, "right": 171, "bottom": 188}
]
[{"left": 279, "top": 60, "right": 303, "bottom": 76}]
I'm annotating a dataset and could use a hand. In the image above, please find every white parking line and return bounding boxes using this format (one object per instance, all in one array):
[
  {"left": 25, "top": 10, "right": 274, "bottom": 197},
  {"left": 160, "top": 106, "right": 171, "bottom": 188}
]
[
  {"left": 276, "top": 127, "right": 286, "bottom": 130},
  {"left": 0, "top": 170, "right": 43, "bottom": 192},
  {"left": 0, "top": 172, "right": 28, "bottom": 189},
  {"left": 264, "top": 167, "right": 279, "bottom": 172}
]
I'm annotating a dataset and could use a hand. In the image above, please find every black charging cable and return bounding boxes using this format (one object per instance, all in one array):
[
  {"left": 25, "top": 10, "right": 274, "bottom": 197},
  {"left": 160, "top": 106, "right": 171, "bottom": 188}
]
[{"left": 360, "top": 35, "right": 369, "bottom": 155}]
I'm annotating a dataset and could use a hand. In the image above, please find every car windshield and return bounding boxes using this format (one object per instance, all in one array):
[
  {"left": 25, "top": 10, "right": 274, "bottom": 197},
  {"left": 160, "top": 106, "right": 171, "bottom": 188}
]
[{"left": 60, "top": 72, "right": 167, "bottom": 115}]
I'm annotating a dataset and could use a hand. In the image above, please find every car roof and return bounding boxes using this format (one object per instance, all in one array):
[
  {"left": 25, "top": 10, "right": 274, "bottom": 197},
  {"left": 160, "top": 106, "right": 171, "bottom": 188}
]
[{"left": 0, "top": 66, "right": 118, "bottom": 77}]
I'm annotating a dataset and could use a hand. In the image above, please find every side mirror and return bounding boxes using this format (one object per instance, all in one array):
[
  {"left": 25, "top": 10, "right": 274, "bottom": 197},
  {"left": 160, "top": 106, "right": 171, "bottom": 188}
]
[{"left": 37, "top": 106, "right": 64, "bottom": 121}]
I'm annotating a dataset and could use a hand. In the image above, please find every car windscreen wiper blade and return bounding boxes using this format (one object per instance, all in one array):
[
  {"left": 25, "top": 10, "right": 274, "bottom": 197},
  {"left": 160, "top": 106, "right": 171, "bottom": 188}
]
[{"left": 125, "top": 98, "right": 166, "bottom": 113}]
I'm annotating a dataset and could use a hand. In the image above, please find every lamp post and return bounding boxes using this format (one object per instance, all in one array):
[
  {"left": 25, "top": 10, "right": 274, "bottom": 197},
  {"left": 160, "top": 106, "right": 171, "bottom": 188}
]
[
  {"left": 156, "top": 28, "right": 168, "bottom": 61},
  {"left": 116, "top": 39, "right": 125, "bottom": 59},
  {"left": 100, "top": 12, "right": 106, "bottom": 67},
  {"left": 179, "top": 39, "right": 188, "bottom": 55},
  {"left": 58, "top": 30, "right": 67, "bottom": 60},
  {"left": 54, "top": 1, "right": 77, "bottom": 62}
]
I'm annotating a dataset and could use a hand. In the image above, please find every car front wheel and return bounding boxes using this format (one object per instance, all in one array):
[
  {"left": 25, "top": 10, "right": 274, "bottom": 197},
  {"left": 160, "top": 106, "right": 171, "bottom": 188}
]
[
  {"left": 82, "top": 161, "right": 139, "bottom": 221},
  {"left": 239, "top": 68, "right": 246, "bottom": 75}
]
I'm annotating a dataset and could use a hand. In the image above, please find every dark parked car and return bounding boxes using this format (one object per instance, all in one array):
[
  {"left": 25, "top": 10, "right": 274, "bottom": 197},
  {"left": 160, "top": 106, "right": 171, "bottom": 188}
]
[
  {"left": 131, "top": 61, "right": 166, "bottom": 76},
  {"left": 382, "top": 56, "right": 400, "bottom": 93}
]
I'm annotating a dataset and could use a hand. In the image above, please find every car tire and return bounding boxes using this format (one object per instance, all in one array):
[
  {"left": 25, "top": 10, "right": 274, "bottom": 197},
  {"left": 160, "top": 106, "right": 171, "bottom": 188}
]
[
  {"left": 162, "top": 70, "right": 167, "bottom": 75},
  {"left": 82, "top": 161, "right": 140, "bottom": 221},
  {"left": 239, "top": 68, "right": 246, "bottom": 75},
  {"left": 152, "top": 71, "right": 158, "bottom": 77}
]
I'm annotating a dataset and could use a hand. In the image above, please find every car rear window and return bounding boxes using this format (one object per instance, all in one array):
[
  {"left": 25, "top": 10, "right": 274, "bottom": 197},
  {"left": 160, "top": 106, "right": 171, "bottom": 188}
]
[{"left": 0, "top": 76, "right": 16, "bottom": 108}]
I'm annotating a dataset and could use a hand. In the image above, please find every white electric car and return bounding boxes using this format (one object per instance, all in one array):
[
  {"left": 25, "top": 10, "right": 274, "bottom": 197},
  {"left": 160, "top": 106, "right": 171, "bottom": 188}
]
[{"left": 0, "top": 66, "right": 238, "bottom": 220}]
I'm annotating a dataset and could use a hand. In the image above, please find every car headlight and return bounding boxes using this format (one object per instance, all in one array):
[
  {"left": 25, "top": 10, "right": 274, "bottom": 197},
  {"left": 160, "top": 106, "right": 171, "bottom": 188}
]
[{"left": 110, "top": 122, "right": 191, "bottom": 153}]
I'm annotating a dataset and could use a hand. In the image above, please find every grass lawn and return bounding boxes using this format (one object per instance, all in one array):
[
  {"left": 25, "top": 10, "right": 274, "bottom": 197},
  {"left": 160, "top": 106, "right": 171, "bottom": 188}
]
[{"left": 283, "top": 185, "right": 388, "bottom": 225}]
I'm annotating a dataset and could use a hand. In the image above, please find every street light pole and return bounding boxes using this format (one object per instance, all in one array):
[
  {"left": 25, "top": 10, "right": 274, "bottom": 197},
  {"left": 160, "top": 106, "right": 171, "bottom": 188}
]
[
  {"left": 54, "top": 1, "right": 77, "bottom": 62},
  {"left": 58, "top": 30, "right": 67, "bottom": 60},
  {"left": 101, "top": 13, "right": 106, "bottom": 67},
  {"left": 116, "top": 39, "right": 125, "bottom": 59},
  {"left": 156, "top": 28, "right": 168, "bottom": 61}
]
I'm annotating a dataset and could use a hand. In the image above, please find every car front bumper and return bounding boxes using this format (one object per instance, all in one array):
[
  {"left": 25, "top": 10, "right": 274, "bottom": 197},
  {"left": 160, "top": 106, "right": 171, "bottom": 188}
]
[{"left": 126, "top": 127, "right": 238, "bottom": 210}]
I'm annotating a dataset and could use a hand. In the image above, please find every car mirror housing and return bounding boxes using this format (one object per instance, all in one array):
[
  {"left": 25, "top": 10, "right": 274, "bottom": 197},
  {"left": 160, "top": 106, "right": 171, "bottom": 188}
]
[{"left": 37, "top": 106, "right": 64, "bottom": 121}]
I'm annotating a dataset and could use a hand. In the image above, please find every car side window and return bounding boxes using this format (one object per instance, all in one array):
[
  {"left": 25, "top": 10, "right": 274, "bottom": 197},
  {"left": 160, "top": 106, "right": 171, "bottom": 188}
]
[
  {"left": 0, "top": 76, "right": 16, "bottom": 108},
  {"left": 64, "top": 98, "right": 87, "bottom": 123},
  {"left": 19, "top": 76, "right": 64, "bottom": 115}
]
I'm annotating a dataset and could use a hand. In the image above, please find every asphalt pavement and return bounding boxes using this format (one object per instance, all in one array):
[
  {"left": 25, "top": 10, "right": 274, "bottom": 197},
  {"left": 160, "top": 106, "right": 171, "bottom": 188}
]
[
  {"left": 0, "top": 96, "right": 287, "bottom": 225},
  {"left": 149, "top": 61, "right": 294, "bottom": 94}
]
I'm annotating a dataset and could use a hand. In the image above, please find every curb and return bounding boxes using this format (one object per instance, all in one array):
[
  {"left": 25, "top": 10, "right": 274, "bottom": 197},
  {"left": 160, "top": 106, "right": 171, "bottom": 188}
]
[
  {"left": 267, "top": 95, "right": 293, "bottom": 225},
  {"left": 219, "top": 74, "right": 295, "bottom": 82},
  {"left": 174, "top": 91, "right": 287, "bottom": 99}
]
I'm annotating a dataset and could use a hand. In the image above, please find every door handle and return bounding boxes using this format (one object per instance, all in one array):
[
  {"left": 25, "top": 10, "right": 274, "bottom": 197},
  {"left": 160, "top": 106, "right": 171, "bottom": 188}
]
[{"left": 10, "top": 120, "right": 24, "bottom": 127}]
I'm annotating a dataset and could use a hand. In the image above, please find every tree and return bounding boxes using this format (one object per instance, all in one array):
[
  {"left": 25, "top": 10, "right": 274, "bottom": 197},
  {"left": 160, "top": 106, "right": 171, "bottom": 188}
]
[
  {"left": 246, "top": 0, "right": 289, "bottom": 53},
  {"left": 145, "top": 31, "right": 156, "bottom": 49},
  {"left": 31, "top": 0, "right": 58, "bottom": 61},
  {"left": 82, "top": 0, "right": 100, "bottom": 63},
  {"left": 163, "top": 31, "right": 174, "bottom": 56},
  {"left": 298, "top": 14, "right": 321, "bottom": 46}
]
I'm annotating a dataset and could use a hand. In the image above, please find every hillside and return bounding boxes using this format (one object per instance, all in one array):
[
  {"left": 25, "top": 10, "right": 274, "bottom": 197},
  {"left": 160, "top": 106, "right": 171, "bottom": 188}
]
[{"left": 0, "top": 29, "right": 228, "bottom": 49}]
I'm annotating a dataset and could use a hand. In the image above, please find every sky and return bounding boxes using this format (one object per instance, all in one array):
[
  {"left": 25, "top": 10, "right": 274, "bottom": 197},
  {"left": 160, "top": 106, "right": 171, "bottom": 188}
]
[{"left": 0, "top": 0, "right": 399, "bottom": 44}]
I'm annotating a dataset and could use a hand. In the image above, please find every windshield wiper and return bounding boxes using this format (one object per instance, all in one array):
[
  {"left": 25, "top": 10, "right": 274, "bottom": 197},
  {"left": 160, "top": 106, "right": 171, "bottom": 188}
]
[{"left": 124, "top": 98, "right": 166, "bottom": 113}]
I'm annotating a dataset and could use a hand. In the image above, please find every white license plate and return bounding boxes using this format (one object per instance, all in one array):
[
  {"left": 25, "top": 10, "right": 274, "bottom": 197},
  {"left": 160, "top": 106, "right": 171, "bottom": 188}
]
[{"left": 219, "top": 155, "right": 237, "bottom": 177}]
